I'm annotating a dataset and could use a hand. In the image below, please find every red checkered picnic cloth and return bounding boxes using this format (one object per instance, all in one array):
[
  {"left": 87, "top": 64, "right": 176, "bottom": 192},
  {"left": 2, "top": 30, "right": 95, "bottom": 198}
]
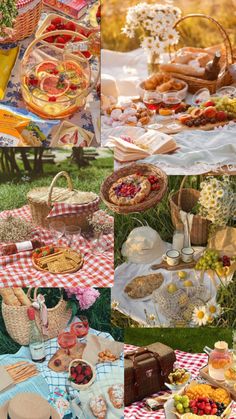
[
  {"left": 0, "top": 205, "right": 113, "bottom": 288},
  {"left": 124, "top": 344, "right": 236, "bottom": 419},
  {"left": 47, "top": 198, "right": 100, "bottom": 218},
  {"left": 17, "top": 0, "right": 40, "bottom": 9}
]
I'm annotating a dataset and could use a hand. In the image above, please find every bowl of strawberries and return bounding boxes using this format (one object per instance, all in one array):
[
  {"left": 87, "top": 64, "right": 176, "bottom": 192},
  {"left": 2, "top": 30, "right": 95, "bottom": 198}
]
[{"left": 68, "top": 359, "right": 96, "bottom": 390}]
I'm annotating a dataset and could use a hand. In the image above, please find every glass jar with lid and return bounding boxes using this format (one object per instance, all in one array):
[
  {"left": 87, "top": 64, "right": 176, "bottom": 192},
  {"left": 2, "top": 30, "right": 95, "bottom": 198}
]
[{"left": 208, "top": 341, "right": 232, "bottom": 381}]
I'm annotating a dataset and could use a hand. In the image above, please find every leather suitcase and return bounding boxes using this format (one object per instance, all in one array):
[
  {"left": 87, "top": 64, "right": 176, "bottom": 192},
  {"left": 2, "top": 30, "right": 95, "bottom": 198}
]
[{"left": 124, "top": 342, "right": 176, "bottom": 406}]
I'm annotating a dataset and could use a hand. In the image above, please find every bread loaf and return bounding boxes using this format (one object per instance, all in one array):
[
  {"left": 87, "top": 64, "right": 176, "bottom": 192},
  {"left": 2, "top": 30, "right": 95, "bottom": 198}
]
[
  {"left": 0, "top": 288, "right": 21, "bottom": 306},
  {"left": 160, "top": 63, "right": 205, "bottom": 78}
]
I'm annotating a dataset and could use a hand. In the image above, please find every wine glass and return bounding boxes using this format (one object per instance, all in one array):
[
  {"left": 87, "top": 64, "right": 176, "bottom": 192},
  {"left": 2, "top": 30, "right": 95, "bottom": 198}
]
[
  {"left": 65, "top": 225, "right": 81, "bottom": 249},
  {"left": 70, "top": 316, "right": 89, "bottom": 340},
  {"left": 162, "top": 91, "right": 182, "bottom": 119},
  {"left": 143, "top": 90, "right": 162, "bottom": 121},
  {"left": 49, "top": 220, "right": 65, "bottom": 245},
  {"left": 58, "top": 331, "right": 77, "bottom": 355}
]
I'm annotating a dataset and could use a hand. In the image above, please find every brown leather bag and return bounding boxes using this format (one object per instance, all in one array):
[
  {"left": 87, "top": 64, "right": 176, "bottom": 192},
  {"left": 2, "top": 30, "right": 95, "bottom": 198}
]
[{"left": 124, "top": 342, "right": 176, "bottom": 406}]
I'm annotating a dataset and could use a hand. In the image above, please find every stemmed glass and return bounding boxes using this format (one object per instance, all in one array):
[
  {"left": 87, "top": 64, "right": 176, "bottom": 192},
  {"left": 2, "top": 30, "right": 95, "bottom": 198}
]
[
  {"left": 58, "top": 331, "right": 77, "bottom": 355},
  {"left": 49, "top": 220, "right": 65, "bottom": 245},
  {"left": 65, "top": 225, "right": 81, "bottom": 249},
  {"left": 70, "top": 316, "right": 89, "bottom": 340},
  {"left": 143, "top": 90, "right": 162, "bottom": 122},
  {"left": 162, "top": 91, "right": 182, "bottom": 119}
]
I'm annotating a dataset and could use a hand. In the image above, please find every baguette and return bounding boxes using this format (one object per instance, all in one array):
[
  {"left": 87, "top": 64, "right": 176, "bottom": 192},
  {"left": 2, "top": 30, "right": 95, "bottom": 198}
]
[
  {"left": 0, "top": 288, "right": 21, "bottom": 306},
  {"left": 160, "top": 63, "right": 205, "bottom": 78},
  {"left": 13, "top": 288, "right": 31, "bottom": 306}
]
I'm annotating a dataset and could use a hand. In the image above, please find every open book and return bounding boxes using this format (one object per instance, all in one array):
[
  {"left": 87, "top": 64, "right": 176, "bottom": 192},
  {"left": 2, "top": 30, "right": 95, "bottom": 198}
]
[{"left": 106, "top": 128, "right": 177, "bottom": 162}]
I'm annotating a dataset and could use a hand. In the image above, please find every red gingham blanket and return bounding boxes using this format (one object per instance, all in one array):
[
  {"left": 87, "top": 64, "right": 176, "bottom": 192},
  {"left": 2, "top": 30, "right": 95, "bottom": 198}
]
[
  {"left": 124, "top": 344, "right": 236, "bottom": 419},
  {"left": 47, "top": 198, "right": 100, "bottom": 218},
  {"left": 0, "top": 206, "right": 113, "bottom": 288},
  {"left": 17, "top": 0, "right": 40, "bottom": 9}
]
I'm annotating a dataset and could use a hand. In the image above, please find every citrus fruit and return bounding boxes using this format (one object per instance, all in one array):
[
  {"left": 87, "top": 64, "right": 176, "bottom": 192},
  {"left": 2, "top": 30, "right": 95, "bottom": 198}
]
[
  {"left": 35, "top": 61, "right": 59, "bottom": 76},
  {"left": 183, "top": 280, "right": 194, "bottom": 287},
  {"left": 40, "top": 75, "right": 70, "bottom": 97},
  {"left": 159, "top": 108, "right": 172, "bottom": 116},
  {"left": 178, "top": 271, "right": 187, "bottom": 280},
  {"left": 167, "top": 284, "right": 178, "bottom": 294},
  {"left": 63, "top": 60, "right": 86, "bottom": 85}
]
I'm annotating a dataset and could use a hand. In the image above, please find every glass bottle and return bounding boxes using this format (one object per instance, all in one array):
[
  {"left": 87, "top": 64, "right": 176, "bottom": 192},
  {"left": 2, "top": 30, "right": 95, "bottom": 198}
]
[
  {"left": 27, "top": 307, "right": 46, "bottom": 363},
  {"left": 172, "top": 223, "right": 184, "bottom": 252},
  {"left": 204, "top": 51, "right": 221, "bottom": 81}
]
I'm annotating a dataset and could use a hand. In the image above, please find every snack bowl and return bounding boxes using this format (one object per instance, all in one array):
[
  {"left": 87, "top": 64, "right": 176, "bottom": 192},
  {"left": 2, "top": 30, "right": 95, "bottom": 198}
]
[
  {"left": 165, "top": 369, "right": 191, "bottom": 392},
  {"left": 138, "top": 78, "right": 188, "bottom": 101},
  {"left": 68, "top": 359, "right": 96, "bottom": 390}
]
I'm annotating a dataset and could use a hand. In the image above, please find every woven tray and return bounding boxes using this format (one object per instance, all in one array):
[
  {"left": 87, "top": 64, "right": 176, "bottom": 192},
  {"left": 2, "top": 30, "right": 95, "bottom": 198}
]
[
  {"left": 32, "top": 247, "right": 84, "bottom": 274},
  {"left": 100, "top": 163, "right": 168, "bottom": 214}
]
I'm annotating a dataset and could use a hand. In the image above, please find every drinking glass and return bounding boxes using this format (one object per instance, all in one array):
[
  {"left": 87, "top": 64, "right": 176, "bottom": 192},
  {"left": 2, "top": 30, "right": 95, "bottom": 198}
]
[
  {"left": 162, "top": 91, "right": 182, "bottom": 119},
  {"left": 143, "top": 90, "right": 162, "bottom": 121},
  {"left": 70, "top": 316, "right": 89, "bottom": 340},
  {"left": 49, "top": 220, "right": 65, "bottom": 245},
  {"left": 65, "top": 225, "right": 81, "bottom": 249},
  {"left": 58, "top": 331, "right": 77, "bottom": 355}
]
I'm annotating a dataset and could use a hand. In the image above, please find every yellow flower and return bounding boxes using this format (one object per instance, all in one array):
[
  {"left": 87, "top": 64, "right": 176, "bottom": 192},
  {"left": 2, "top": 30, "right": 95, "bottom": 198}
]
[{"left": 111, "top": 300, "right": 119, "bottom": 309}]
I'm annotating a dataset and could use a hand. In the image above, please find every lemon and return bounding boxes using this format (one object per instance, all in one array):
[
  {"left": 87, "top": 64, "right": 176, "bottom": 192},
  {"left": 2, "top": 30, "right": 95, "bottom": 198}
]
[
  {"left": 167, "top": 284, "right": 178, "bottom": 294},
  {"left": 183, "top": 280, "right": 194, "bottom": 287},
  {"left": 178, "top": 271, "right": 187, "bottom": 280}
]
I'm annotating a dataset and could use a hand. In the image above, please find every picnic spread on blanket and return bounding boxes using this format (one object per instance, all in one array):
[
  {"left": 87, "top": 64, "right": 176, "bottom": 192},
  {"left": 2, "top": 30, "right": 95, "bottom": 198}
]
[
  {"left": 0, "top": 297, "right": 124, "bottom": 419},
  {"left": 0, "top": 0, "right": 101, "bottom": 147},
  {"left": 112, "top": 175, "right": 236, "bottom": 327},
  {"left": 101, "top": 9, "right": 236, "bottom": 174},
  {"left": 124, "top": 343, "right": 236, "bottom": 419},
  {"left": 0, "top": 171, "right": 114, "bottom": 287}
]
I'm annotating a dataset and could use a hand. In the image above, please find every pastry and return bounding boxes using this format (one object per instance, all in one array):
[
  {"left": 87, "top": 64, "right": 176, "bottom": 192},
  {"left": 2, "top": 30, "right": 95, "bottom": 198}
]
[
  {"left": 108, "top": 384, "right": 124, "bottom": 409},
  {"left": 98, "top": 349, "right": 118, "bottom": 362},
  {"left": 124, "top": 273, "right": 164, "bottom": 299},
  {"left": 90, "top": 395, "right": 107, "bottom": 419},
  {"left": 13, "top": 288, "right": 31, "bottom": 306},
  {"left": 109, "top": 174, "right": 151, "bottom": 206}
]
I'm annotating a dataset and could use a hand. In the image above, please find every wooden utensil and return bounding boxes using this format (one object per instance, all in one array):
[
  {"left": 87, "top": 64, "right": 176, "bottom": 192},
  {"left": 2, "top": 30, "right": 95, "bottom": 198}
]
[
  {"left": 151, "top": 260, "right": 196, "bottom": 271},
  {"left": 48, "top": 342, "right": 86, "bottom": 372}
]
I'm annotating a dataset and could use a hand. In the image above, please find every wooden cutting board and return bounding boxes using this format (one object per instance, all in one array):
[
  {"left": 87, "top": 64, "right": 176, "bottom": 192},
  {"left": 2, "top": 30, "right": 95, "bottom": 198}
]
[
  {"left": 48, "top": 342, "right": 86, "bottom": 372},
  {"left": 154, "top": 118, "right": 232, "bottom": 135},
  {"left": 151, "top": 260, "right": 196, "bottom": 271},
  {"left": 200, "top": 365, "right": 236, "bottom": 401}
]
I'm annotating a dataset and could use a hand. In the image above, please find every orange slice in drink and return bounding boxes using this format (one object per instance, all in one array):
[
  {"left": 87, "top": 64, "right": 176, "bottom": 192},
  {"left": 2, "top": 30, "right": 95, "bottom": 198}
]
[
  {"left": 63, "top": 60, "right": 85, "bottom": 84},
  {"left": 40, "top": 75, "right": 70, "bottom": 98},
  {"left": 35, "top": 61, "right": 59, "bottom": 77}
]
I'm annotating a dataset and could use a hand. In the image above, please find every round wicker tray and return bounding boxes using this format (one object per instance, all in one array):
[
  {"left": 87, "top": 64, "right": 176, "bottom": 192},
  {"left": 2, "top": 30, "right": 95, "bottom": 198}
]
[
  {"left": 32, "top": 247, "right": 84, "bottom": 274},
  {"left": 100, "top": 163, "right": 168, "bottom": 214}
]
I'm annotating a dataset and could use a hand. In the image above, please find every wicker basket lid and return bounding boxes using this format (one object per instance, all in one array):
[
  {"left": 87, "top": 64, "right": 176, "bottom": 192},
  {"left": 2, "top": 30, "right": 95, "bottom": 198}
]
[{"left": 27, "top": 171, "right": 98, "bottom": 207}]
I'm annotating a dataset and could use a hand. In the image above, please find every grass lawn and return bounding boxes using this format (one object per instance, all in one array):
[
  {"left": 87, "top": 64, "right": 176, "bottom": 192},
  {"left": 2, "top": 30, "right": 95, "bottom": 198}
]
[
  {"left": 0, "top": 148, "right": 113, "bottom": 211},
  {"left": 0, "top": 288, "right": 123, "bottom": 355},
  {"left": 125, "top": 327, "right": 233, "bottom": 353}
]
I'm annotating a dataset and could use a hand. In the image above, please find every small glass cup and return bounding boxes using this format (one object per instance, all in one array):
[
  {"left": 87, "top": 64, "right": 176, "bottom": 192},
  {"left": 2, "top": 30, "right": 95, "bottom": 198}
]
[
  {"left": 162, "top": 91, "right": 182, "bottom": 119},
  {"left": 70, "top": 316, "right": 89, "bottom": 339},
  {"left": 58, "top": 331, "right": 77, "bottom": 355},
  {"left": 65, "top": 225, "right": 81, "bottom": 249},
  {"left": 49, "top": 220, "right": 65, "bottom": 245},
  {"left": 143, "top": 90, "right": 162, "bottom": 121}
]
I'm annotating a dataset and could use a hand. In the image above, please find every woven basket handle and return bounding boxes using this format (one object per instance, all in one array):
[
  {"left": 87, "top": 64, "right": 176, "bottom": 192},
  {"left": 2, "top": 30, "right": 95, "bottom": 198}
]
[
  {"left": 173, "top": 13, "right": 233, "bottom": 65},
  {"left": 177, "top": 176, "right": 188, "bottom": 210},
  {"left": 26, "top": 288, "right": 64, "bottom": 303},
  {"left": 47, "top": 171, "right": 73, "bottom": 207}
]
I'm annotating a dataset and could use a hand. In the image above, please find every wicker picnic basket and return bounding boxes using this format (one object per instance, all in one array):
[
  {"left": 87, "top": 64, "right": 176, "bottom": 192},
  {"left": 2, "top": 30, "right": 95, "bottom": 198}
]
[
  {"left": 100, "top": 163, "right": 168, "bottom": 214},
  {"left": 27, "top": 171, "right": 99, "bottom": 229},
  {"left": 2, "top": 288, "right": 72, "bottom": 346},
  {"left": 169, "top": 14, "right": 233, "bottom": 93},
  {"left": 1, "top": 0, "right": 43, "bottom": 44},
  {"left": 169, "top": 176, "right": 211, "bottom": 246}
]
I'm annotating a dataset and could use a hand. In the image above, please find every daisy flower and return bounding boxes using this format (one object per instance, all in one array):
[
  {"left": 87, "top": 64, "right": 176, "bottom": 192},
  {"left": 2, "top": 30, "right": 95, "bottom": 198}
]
[
  {"left": 192, "top": 306, "right": 209, "bottom": 326},
  {"left": 206, "top": 302, "right": 221, "bottom": 318}
]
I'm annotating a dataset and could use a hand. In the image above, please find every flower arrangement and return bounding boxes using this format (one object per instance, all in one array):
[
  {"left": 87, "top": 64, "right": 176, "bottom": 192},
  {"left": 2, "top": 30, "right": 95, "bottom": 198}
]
[
  {"left": 122, "top": 2, "right": 181, "bottom": 72},
  {"left": 88, "top": 210, "right": 113, "bottom": 236},
  {"left": 0, "top": 0, "right": 18, "bottom": 40},
  {"left": 65, "top": 288, "right": 100, "bottom": 321},
  {"left": 198, "top": 176, "right": 236, "bottom": 227},
  {"left": 192, "top": 302, "right": 221, "bottom": 326}
]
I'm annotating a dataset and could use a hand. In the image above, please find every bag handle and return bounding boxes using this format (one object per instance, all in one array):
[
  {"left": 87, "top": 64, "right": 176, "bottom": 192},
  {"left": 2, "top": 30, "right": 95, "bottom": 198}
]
[
  {"left": 27, "top": 288, "right": 64, "bottom": 304},
  {"left": 47, "top": 171, "right": 73, "bottom": 207},
  {"left": 177, "top": 175, "right": 188, "bottom": 210}
]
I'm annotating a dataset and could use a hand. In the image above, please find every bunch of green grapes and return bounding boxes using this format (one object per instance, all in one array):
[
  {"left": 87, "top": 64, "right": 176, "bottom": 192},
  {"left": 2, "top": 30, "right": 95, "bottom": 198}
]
[
  {"left": 195, "top": 249, "right": 223, "bottom": 271},
  {"left": 174, "top": 394, "right": 190, "bottom": 414},
  {"left": 214, "top": 97, "right": 236, "bottom": 116}
]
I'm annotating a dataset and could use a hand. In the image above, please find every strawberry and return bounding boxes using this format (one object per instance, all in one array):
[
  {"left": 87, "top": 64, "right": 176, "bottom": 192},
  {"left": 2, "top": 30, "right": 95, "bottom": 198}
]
[
  {"left": 48, "top": 97, "right": 57, "bottom": 102},
  {"left": 77, "top": 28, "right": 87, "bottom": 37},
  {"left": 216, "top": 110, "right": 227, "bottom": 121},
  {"left": 46, "top": 24, "right": 56, "bottom": 32},
  {"left": 83, "top": 378, "right": 89, "bottom": 384},
  {"left": 71, "top": 372, "right": 77, "bottom": 380},
  {"left": 191, "top": 407, "right": 197, "bottom": 414},
  {"left": 84, "top": 367, "right": 92, "bottom": 376},
  {"left": 56, "top": 23, "right": 66, "bottom": 30},
  {"left": 45, "top": 36, "right": 55, "bottom": 43},
  {"left": 203, "top": 100, "right": 215, "bottom": 107},
  {"left": 65, "top": 21, "right": 76, "bottom": 31},
  {"left": 76, "top": 365, "right": 82, "bottom": 374},
  {"left": 211, "top": 408, "right": 217, "bottom": 414},
  {"left": 57, "top": 36, "right": 67, "bottom": 44},
  {"left": 51, "top": 17, "right": 62, "bottom": 26},
  {"left": 82, "top": 51, "right": 91, "bottom": 59},
  {"left": 74, "top": 35, "right": 83, "bottom": 42},
  {"left": 76, "top": 374, "right": 84, "bottom": 384},
  {"left": 62, "top": 34, "right": 72, "bottom": 42}
]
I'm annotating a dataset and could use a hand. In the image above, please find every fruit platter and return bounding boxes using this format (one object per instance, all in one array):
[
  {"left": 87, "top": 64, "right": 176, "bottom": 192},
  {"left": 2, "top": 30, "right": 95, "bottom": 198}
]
[{"left": 165, "top": 381, "right": 233, "bottom": 418}]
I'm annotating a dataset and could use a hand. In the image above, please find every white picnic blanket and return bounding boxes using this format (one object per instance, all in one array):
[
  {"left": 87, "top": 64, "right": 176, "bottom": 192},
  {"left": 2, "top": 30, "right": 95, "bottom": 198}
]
[
  {"left": 102, "top": 48, "right": 236, "bottom": 174},
  {"left": 112, "top": 244, "right": 220, "bottom": 326}
]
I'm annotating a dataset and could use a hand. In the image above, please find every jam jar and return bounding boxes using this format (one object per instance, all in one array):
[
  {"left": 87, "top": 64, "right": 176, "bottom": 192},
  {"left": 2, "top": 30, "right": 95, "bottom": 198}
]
[{"left": 208, "top": 341, "right": 233, "bottom": 381}]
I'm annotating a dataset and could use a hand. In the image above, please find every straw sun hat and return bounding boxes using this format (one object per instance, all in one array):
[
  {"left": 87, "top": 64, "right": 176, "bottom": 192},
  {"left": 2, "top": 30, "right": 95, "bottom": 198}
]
[{"left": 0, "top": 393, "right": 60, "bottom": 419}]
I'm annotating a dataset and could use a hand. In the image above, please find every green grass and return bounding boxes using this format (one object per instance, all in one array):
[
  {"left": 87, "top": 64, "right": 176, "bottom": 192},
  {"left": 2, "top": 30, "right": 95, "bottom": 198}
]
[
  {"left": 0, "top": 288, "right": 123, "bottom": 355},
  {"left": 0, "top": 150, "right": 113, "bottom": 211},
  {"left": 125, "top": 328, "right": 233, "bottom": 353}
]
